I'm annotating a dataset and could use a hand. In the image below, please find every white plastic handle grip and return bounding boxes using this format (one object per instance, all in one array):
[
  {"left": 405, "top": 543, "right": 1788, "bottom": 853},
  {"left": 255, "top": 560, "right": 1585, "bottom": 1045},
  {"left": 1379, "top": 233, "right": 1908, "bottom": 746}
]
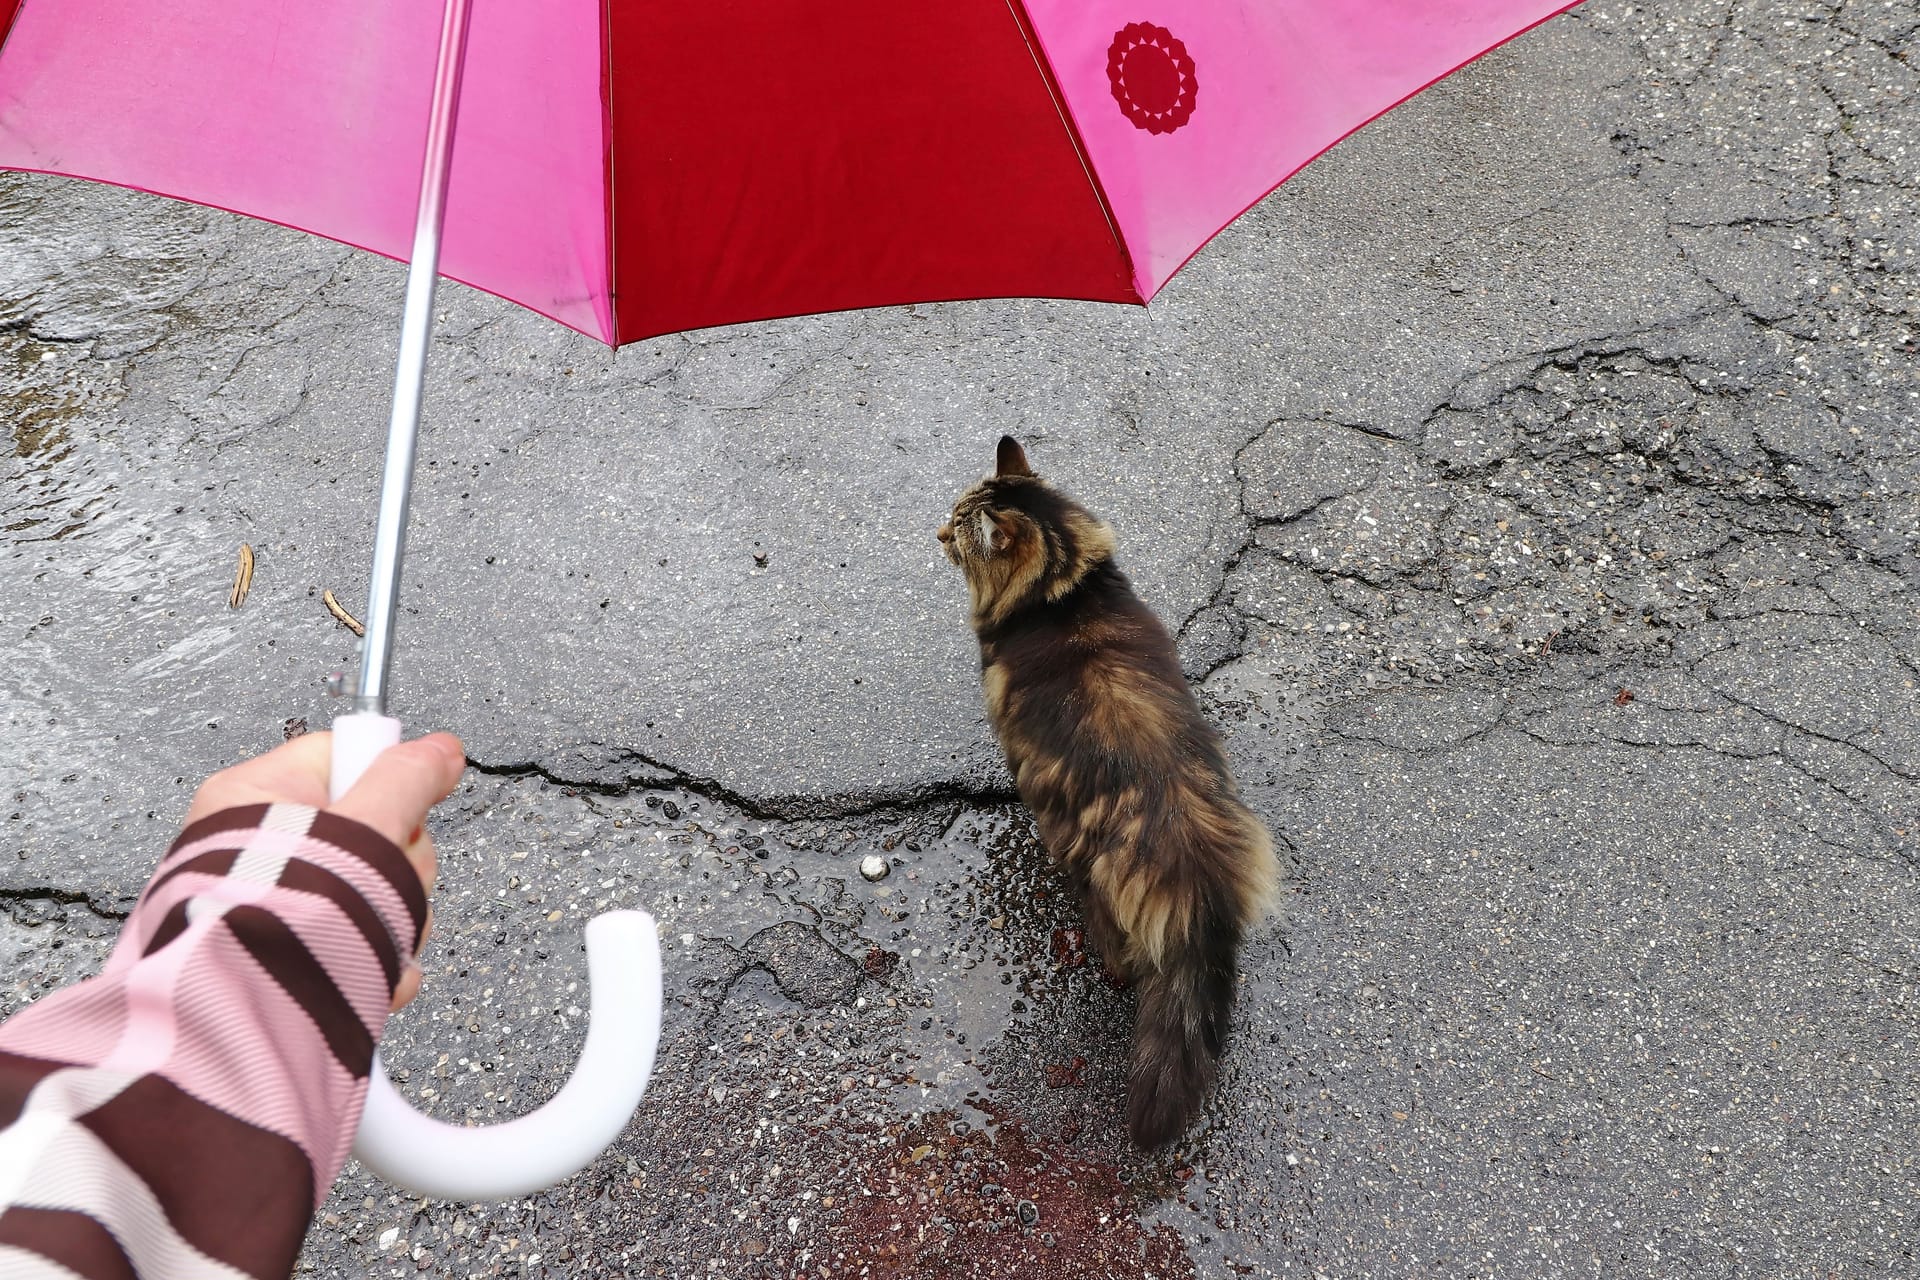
[
  {"left": 329, "top": 713, "right": 664, "bottom": 1200},
  {"left": 329, "top": 712, "right": 404, "bottom": 801}
]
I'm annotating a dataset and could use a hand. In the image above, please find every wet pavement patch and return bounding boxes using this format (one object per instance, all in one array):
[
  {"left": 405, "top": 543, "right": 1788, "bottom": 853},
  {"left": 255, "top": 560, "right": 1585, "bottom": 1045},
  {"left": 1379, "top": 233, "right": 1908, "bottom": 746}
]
[
  {"left": 738, "top": 921, "right": 865, "bottom": 1009},
  {"left": 814, "top": 1109, "right": 1194, "bottom": 1280}
]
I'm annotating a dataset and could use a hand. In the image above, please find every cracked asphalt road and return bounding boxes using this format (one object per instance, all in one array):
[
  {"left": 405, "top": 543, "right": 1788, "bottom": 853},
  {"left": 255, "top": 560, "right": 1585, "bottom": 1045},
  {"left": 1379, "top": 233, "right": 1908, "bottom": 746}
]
[{"left": 4, "top": 2, "right": 1916, "bottom": 1276}]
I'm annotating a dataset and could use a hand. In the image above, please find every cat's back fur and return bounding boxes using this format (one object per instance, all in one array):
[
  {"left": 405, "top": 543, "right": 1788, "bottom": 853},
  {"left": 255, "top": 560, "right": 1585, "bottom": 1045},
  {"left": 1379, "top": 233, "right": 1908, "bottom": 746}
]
[{"left": 939, "top": 436, "right": 1279, "bottom": 1147}]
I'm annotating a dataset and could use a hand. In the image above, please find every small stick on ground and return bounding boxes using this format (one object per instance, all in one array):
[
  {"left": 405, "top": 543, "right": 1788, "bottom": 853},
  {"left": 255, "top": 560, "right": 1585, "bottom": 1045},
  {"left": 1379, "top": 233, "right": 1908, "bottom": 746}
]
[
  {"left": 228, "top": 544, "right": 255, "bottom": 609},
  {"left": 323, "top": 589, "right": 365, "bottom": 637}
]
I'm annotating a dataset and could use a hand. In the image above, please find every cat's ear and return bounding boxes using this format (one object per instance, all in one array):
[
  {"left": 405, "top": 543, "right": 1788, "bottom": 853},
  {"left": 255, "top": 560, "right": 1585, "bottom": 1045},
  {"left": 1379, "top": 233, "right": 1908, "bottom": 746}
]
[
  {"left": 996, "top": 435, "right": 1034, "bottom": 478},
  {"left": 988, "top": 509, "right": 1024, "bottom": 553},
  {"left": 983, "top": 506, "right": 1029, "bottom": 552}
]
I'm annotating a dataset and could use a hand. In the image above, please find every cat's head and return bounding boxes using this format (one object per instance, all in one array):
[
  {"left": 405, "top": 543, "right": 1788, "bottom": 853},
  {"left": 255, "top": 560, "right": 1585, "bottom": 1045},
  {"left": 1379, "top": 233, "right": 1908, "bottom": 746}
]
[{"left": 938, "top": 436, "right": 1116, "bottom": 625}]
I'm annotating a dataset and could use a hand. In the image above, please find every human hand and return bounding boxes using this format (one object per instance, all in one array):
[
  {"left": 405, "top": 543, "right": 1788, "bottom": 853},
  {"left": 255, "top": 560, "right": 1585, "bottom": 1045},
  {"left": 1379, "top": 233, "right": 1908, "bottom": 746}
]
[{"left": 185, "top": 730, "right": 466, "bottom": 1009}]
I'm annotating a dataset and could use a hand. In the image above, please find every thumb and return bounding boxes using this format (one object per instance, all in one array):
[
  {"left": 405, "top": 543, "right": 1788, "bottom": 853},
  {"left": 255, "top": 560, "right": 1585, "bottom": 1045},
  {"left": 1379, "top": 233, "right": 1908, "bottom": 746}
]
[{"left": 330, "top": 733, "right": 466, "bottom": 846}]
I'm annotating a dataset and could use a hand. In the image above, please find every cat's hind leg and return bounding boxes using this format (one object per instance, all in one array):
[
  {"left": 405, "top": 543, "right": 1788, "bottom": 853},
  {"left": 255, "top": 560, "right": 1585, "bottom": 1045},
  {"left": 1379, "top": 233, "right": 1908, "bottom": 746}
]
[{"left": 1075, "top": 882, "right": 1134, "bottom": 987}]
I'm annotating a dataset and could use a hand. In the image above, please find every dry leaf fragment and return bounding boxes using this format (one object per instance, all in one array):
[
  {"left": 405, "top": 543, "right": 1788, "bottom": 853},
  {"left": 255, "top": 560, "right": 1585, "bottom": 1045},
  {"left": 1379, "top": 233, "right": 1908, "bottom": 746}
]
[
  {"left": 228, "top": 543, "right": 255, "bottom": 609},
  {"left": 323, "top": 589, "right": 365, "bottom": 637}
]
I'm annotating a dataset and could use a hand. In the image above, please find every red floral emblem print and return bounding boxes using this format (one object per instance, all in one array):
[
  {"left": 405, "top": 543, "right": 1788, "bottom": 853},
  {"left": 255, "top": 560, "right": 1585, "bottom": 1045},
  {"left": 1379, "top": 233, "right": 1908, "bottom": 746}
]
[{"left": 1106, "top": 22, "right": 1197, "bottom": 135}]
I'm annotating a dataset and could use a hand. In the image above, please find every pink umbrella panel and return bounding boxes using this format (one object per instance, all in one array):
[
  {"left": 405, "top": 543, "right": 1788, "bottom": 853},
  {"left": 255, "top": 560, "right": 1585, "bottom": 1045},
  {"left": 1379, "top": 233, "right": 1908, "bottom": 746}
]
[{"left": 0, "top": 0, "right": 1580, "bottom": 347}]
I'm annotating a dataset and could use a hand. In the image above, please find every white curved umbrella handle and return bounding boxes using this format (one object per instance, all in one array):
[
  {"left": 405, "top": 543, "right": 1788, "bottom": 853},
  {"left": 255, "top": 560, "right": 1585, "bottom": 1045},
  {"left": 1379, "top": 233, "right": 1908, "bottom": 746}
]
[
  {"left": 353, "top": 910, "right": 661, "bottom": 1199},
  {"left": 330, "top": 713, "right": 664, "bottom": 1199}
]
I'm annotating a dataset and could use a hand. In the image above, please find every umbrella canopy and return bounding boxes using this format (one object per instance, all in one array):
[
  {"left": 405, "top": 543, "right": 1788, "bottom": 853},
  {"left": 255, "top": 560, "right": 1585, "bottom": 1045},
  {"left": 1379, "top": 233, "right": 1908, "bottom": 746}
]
[{"left": 0, "top": 0, "right": 1575, "bottom": 345}]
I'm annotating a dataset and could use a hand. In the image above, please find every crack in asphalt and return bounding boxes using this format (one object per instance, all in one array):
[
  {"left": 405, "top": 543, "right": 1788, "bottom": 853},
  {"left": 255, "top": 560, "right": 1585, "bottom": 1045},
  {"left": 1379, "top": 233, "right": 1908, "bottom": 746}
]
[
  {"left": 0, "top": 886, "right": 131, "bottom": 921},
  {"left": 465, "top": 751, "right": 1010, "bottom": 824}
]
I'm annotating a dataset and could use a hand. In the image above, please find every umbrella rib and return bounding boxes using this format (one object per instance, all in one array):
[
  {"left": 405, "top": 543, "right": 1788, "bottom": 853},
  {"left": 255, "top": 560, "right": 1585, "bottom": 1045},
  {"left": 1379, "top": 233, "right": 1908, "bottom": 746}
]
[
  {"left": 999, "top": 0, "right": 1139, "bottom": 300},
  {"left": 0, "top": 1, "right": 22, "bottom": 58},
  {"left": 599, "top": 0, "right": 621, "bottom": 345}
]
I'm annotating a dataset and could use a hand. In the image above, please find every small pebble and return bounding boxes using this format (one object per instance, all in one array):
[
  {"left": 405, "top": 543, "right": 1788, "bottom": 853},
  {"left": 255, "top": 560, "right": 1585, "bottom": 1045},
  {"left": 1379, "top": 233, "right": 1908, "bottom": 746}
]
[{"left": 860, "top": 855, "right": 889, "bottom": 881}]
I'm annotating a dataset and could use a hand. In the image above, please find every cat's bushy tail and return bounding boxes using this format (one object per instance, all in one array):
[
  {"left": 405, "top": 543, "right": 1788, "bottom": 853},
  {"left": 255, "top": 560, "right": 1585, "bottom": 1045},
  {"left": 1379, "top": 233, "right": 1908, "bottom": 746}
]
[{"left": 1126, "top": 888, "right": 1242, "bottom": 1149}]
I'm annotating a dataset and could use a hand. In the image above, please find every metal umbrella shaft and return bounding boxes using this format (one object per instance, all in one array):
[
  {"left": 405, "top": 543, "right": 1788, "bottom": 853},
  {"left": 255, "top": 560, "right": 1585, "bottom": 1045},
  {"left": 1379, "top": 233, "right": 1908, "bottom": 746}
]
[{"left": 355, "top": 0, "right": 475, "bottom": 717}]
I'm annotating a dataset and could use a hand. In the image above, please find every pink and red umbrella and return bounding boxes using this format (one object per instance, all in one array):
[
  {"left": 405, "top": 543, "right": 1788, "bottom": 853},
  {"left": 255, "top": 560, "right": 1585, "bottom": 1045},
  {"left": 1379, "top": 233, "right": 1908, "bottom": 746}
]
[{"left": 0, "top": 0, "right": 1574, "bottom": 344}]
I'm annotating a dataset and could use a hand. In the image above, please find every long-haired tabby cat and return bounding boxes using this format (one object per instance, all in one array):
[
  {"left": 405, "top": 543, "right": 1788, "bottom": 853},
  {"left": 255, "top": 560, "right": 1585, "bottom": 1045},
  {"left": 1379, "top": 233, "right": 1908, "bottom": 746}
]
[{"left": 938, "top": 436, "right": 1279, "bottom": 1148}]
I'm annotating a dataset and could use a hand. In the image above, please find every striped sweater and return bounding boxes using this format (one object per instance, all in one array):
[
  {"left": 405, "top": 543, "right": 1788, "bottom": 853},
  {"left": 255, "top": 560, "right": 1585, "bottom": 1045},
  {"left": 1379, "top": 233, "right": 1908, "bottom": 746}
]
[{"left": 0, "top": 803, "right": 426, "bottom": 1280}]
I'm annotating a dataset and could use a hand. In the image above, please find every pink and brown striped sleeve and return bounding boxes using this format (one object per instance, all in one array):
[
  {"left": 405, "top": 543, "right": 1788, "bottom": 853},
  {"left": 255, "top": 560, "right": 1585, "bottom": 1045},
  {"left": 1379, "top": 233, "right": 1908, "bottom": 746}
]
[{"left": 0, "top": 803, "right": 427, "bottom": 1280}]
